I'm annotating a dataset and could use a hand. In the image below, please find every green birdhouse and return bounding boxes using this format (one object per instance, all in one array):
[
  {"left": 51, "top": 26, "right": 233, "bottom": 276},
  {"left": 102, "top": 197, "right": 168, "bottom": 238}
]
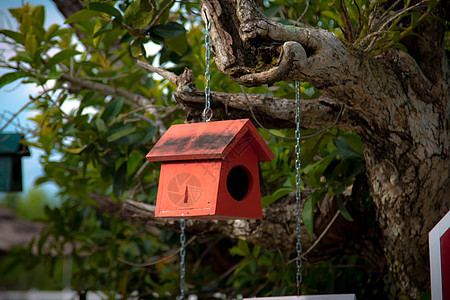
[{"left": 0, "top": 134, "right": 30, "bottom": 192}]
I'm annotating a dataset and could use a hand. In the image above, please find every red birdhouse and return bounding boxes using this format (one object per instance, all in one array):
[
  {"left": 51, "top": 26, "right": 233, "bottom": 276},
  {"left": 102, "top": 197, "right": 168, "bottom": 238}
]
[{"left": 146, "top": 119, "right": 274, "bottom": 219}]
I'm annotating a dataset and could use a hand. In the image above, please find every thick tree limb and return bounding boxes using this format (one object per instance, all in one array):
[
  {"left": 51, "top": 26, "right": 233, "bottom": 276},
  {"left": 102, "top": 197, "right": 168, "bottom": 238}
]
[
  {"left": 136, "top": 63, "right": 356, "bottom": 130},
  {"left": 175, "top": 85, "right": 354, "bottom": 130}
]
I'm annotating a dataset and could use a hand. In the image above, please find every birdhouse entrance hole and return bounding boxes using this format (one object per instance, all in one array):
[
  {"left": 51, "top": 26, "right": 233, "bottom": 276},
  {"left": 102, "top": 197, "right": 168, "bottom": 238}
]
[{"left": 227, "top": 166, "right": 251, "bottom": 201}]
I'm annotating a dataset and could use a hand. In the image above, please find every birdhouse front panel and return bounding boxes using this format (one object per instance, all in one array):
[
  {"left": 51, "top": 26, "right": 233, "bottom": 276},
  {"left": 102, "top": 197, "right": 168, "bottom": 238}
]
[
  {"left": 146, "top": 119, "right": 274, "bottom": 219},
  {"left": 155, "top": 160, "right": 222, "bottom": 218}
]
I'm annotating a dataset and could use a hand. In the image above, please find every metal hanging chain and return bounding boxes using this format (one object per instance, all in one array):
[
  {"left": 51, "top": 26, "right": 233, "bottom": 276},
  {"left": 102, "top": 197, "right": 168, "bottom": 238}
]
[
  {"left": 202, "top": 14, "right": 212, "bottom": 122},
  {"left": 295, "top": 81, "right": 303, "bottom": 296},
  {"left": 179, "top": 219, "right": 186, "bottom": 300},
  {"left": 178, "top": 11, "right": 213, "bottom": 300}
]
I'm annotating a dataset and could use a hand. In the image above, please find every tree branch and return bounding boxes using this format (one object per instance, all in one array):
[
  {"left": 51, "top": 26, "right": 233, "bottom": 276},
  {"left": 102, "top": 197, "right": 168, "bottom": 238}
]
[
  {"left": 59, "top": 74, "right": 166, "bottom": 132},
  {"left": 136, "top": 60, "right": 179, "bottom": 85},
  {"left": 135, "top": 63, "right": 356, "bottom": 130},
  {"left": 175, "top": 85, "right": 355, "bottom": 130}
]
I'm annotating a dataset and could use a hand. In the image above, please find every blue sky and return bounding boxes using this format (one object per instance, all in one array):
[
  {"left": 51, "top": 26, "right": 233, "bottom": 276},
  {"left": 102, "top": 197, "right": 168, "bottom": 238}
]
[{"left": 0, "top": 0, "right": 65, "bottom": 193}]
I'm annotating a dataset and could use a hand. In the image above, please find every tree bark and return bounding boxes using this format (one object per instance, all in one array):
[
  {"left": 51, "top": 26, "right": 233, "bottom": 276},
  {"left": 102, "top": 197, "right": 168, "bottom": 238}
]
[{"left": 51, "top": 0, "right": 85, "bottom": 19}]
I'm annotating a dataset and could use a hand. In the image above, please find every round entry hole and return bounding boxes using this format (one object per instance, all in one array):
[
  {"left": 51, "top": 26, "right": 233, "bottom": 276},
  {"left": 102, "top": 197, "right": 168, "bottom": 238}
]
[{"left": 227, "top": 166, "right": 250, "bottom": 201}]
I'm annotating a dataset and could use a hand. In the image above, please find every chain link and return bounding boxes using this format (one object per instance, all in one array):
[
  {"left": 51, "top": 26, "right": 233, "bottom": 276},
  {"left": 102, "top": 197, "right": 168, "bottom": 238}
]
[
  {"left": 295, "top": 81, "right": 303, "bottom": 296},
  {"left": 179, "top": 219, "right": 186, "bottom": 300},
  {"left": 202, "top": 15, "right": 212, "bottom": 122}
]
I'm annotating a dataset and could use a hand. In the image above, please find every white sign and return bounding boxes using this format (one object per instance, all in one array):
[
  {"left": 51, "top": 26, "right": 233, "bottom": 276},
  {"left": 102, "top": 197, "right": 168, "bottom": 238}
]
[
  {"left": 244, "top": 294, "right": 357, "bottom": 300},
  {"left": 429, "top": 210, "right": 450, "bottom": 300}
]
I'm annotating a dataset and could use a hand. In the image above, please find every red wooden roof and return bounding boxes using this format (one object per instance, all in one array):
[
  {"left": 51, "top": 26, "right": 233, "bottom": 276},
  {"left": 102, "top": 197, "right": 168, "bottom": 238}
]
[{"left": 146, "top": 119, "right": 274, "bottom": 162}]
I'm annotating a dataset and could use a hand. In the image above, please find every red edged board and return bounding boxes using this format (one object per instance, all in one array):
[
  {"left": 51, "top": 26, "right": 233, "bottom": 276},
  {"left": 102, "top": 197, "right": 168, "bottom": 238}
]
[{"left": 429, "top": 210, "right": 450, "bottom": 300}]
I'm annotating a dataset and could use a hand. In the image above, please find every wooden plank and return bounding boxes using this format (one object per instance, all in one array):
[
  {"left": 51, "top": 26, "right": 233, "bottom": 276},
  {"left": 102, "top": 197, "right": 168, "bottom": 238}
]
[
  {"left": 244, "top": 294, "right": 356, "bottom": 300},
  {"left": 0, "top": 290, "right": 106, "bottom": 300}
]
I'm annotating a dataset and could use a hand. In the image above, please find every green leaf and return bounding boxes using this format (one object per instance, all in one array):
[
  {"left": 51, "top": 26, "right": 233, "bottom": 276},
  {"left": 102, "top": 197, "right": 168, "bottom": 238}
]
[
  {"left": 115, "top": 127, "right": 156, "bottom": 146},
  {"left": 34, "top": 176, "right": 49, "bottom": 185},
  {"left": 95, "top": 119, "right": 106, "bottom": 133},
  {"left": 42, "top": 49, "right": 80, "bottom": 72},
  {"left": 335, "top": 138, "right": 362, "bottom": 158},
  {"left": 65, "top": 10, "right": 102, "bottom": 24},
  {"left": 321, "top": 10, "right": 342, "bottom": 26},
  {"left": 392, "top": 42, "right": 408, "bottom": 52},
  {"left": 303, "top": 190, "right": 324, "bottom": 236},
  {"left": 230, "top": 239, "right": 251, "bottom": 257},
  {"left": 300, "top": 131, "right": 325, "bottom": 166},
  {"left": 31, "top": 5, "right": 45, "bottom": 28},
  {"left": 130, "top": 38, "right": 144, "bottom": 57},
  {"left": 89, "top": 2, "right": 123, "bottom": 21},
  {"left": 37, "top": 231, "right": 49, "bottom": 256},
  {"left": 140, "top": 0, "right": 153, "bottom": 11},
  {"left": 150, "top": 22, "right": 186, "bottom": 39},
  {"left": 0, "top": 29, "right": 25, "bottom": 45},
  {"left": 136, "top": 126, "right": 157, "bottom": 146},
  {"left": 113, "top": 162, "right": 127, "bottom": 198},
  {"left": 44, "top": 24, "right": 60, "bottom": 42},
  {"left": 107, "top": 125, "right": 136, "bottom": 142},
  {"left": 410, "top": 12, "right": 420, "bottom": 27},
  {"left": 9, "top": 52, "right": 33, "bottom": 64},
  {"left": 25, "top": 33, "right": 37, "bottom": 58},
  {"left": 20, "top": 12, "right": 32, "bottom": 34},
  {"left": 427, "top": 0, "right": 439, "bottom": 11},
  {"left": 342, "top": 132, "right": 362, "bottom": 154},
  {"left": 252, "top": 245, "right": 261, "bottom": 258},
  {"left": 263, "top": 5, "right": 280, "bottom": 18},
  {"left": 261, "top": 187, "right": 293, "bottom": 208},
  {"left": 302, "top": 153, "right": 336, "bottom": 186},
  {"left": 337, "top": 196, "right": 354, "bottom": 221},
  {"left": 8, "top": 7, "right": 23, "bottom": 24},
  {"left": 101, "top": 98, "right": 124, "bottom": 124},
  {"left": 233, "top": 259, "right": 253, "bottom": 275},
  {"left": 93, "top": 22, "right": 114, "bottom": 38},
  {"left": 133, "top": 12, "right": 154, "bottom": 28},
  {"left": 0, "top": 71, "right": 30, "bottom": 89},
  {"left": 123, "top": 0, "right": 141, "bottom": 25},
  {"left": 66, "top": 147, "right": 85, "bottom": 154},
  {"left": 166, "top": 33, "right": 188, "bottom": 56}
]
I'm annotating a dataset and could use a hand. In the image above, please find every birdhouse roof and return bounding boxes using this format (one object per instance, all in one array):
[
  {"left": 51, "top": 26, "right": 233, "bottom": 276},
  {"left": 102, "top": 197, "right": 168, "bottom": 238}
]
[
  {"left": 0, "top": 134, "right": 30, "bottom": 156},
  {"left": 146, "top": 119, "right": 274, "bottom": 162}
]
